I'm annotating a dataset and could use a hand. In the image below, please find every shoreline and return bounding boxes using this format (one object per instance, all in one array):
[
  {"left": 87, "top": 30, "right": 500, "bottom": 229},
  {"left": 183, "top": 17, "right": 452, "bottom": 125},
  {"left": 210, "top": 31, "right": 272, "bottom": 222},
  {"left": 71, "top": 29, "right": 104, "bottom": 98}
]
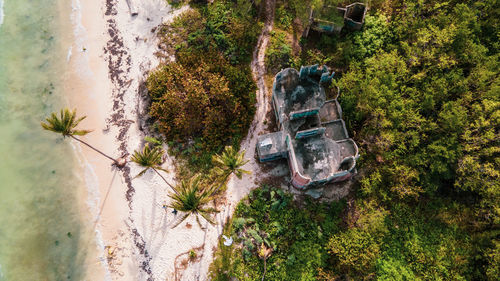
[
  {"left": 65, "top": 0, "right": 189, "bottom": 280},
  {"left": 65, "top": 0, "right": 136, "bottom": 279},
  {"left": 0, "top": 0, "right": 4, "bottom": 27}
]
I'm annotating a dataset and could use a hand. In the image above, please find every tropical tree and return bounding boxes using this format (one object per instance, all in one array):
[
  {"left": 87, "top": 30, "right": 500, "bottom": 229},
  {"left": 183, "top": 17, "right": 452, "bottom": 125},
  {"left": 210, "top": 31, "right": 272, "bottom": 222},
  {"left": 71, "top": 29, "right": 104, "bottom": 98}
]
[
  {"left": 258, "top": 243, "right": 273, "bottom": 281},
  {"left": 211, "top": 146, "right": 250, "bottom": 193},
  {"left": 130, "top": 143, "right": 177, "bottom": 193},
  {"left": 168, "top": 174, "right": 218, "bottom": 228},
  {"left": 41, "top": 109, "right": 126, "bottom": 167}
]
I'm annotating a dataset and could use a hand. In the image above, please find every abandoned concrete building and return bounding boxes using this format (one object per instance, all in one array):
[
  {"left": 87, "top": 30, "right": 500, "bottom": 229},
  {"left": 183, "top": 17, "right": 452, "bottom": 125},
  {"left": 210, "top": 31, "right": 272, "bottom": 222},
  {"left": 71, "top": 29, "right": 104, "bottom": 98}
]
[
  {"left": 304, "top": 2, "right": 367, "bottom": 37},
  {"left": 257, "top": 65, "right": 359, "bottom": 189}
]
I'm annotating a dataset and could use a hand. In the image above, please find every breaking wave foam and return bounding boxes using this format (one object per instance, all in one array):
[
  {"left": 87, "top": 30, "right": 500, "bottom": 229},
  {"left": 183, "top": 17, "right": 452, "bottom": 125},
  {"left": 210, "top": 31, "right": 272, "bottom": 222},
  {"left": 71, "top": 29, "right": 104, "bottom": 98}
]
[{"left": 0, "top": 0, "right": 5, "bottom": 27}]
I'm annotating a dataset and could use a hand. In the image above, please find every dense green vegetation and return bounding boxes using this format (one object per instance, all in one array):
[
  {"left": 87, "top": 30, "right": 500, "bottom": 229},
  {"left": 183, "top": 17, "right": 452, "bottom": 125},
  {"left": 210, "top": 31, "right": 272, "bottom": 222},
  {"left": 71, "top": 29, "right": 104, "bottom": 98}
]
[
  {"left": 210, "top": 186, "right": 345, "bottom": 280},
  {"left": 332, "top": 2, "right": 499, "bottom": 277},
  {"left": 147, "top": 1, "right": 260, "bottom": 169},
  {"left": 265, "top": 30, "right": 293, "bottom": 73},
  {"left": 210, "top": 0, "right": 499, "bottom": 279}
]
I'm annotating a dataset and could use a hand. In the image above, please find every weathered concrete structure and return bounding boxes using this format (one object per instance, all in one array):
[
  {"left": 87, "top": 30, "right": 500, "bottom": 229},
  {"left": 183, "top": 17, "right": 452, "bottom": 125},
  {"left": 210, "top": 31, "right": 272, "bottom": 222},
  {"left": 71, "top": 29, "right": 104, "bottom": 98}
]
[
  {"left": 257, "top": 65, "right": 359, "bottom": 189},
  {"left": 304, "top": 2, "right": 367, "bottom": 37}
]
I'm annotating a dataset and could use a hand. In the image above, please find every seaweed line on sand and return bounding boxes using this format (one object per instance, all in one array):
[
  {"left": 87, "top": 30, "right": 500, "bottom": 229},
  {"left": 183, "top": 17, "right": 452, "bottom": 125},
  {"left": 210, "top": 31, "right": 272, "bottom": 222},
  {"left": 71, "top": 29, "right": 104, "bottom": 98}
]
[{"left": 103, "top": 0, "right": 153, "bottom": 279}]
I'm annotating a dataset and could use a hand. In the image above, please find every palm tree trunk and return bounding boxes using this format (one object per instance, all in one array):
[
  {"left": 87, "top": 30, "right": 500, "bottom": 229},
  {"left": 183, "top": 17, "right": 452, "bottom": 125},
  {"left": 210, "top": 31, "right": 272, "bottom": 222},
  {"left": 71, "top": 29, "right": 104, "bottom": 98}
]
[
  {"left": 152, "top": 168, "right": 179, "bottom": 195},
  {"left": 212, "top": 173, "right": 231, "bottom": 195},
  {"left": 262, "top": 258, "right": 267, "bottom": 281},
  {"left": 70, "top": 135, "right": 118, "bottom": 164},
  {"left": 213, "top": 181, "right": 225, "bottom": 195}
]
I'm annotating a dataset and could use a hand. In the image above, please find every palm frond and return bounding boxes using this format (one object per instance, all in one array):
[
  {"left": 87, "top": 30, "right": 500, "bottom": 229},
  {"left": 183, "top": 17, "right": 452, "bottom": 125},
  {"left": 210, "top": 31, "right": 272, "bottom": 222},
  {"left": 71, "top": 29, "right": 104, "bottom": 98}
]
[
  {"left": 133, "top": 167, "right": 150, "bottom": 179},
  {"left": 195, "top": 216, "right": 204, "bottom": 229},
  {"left": 234, "top": 168, "right": 251, "bottom": 179},
  {"left": 41, "top": 108, "right": 90, "bottom": 137},
  {"left": 167, "top": 174, "right": 217, "bottom": 228},
  {"left": 212, "top": 146, "right": 250, "bottom": 177},
  {"left": 156, "top": 167, "right": 169, "bottom": 173},
  {"left": 72, "top": 129, "right": 92, "bottom": 136},
  {"left": 73, "top": 115, "right": 87, "bottom": 129},
  {"left": 200, "top": 207, "right": 218, "bottom": 214},
  {"left": 172, "top": 213, "right": 190, "bottom": 228},
  {"left": 131, "top": 143, "right": 171, "bottom": 181},
  {"left": 198, "top": 209, "right": 216, "bottom": 225},
  {"left": 211, "top": 146, "right": 251, "bottom": 194},
  {"left": 131, "top": 143, "right": 164, "bottom": 168}
]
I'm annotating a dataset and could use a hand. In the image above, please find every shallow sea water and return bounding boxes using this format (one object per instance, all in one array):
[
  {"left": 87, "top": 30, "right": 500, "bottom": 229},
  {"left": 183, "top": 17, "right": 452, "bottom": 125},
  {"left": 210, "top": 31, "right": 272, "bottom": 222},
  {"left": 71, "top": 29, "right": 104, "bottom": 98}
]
[{"left": 0, "top": 0, "right": 96, "bottom": 280}]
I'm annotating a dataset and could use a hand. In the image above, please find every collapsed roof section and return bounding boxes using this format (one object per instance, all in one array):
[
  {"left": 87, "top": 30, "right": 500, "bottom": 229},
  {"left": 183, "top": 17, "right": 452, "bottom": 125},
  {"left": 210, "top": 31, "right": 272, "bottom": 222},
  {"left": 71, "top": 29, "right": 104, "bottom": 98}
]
[{"left": 257, "top": 65, "right": 359, "bottom": 189}]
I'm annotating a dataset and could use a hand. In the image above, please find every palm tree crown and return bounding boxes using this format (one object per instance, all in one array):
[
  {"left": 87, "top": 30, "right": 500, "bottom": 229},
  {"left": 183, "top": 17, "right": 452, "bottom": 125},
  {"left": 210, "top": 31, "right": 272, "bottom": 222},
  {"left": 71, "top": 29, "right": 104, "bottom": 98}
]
[
  {"left": 41, "top": 109, "right": 91, "bottom": 137},
  {"left": 168, "top": 175, "right": 217, "bottom": 228},
  {"left": 131, "top": 144, "right": 166, "bottom": 177},
  {"left": 131, "top": 143, "right": 176, "bottom": 191},
  {"left": 41, "top": 108, "right": 125, "bottom": 167},
  {"left": 212, "top": 146, "right": 250, "bottom": 179}
]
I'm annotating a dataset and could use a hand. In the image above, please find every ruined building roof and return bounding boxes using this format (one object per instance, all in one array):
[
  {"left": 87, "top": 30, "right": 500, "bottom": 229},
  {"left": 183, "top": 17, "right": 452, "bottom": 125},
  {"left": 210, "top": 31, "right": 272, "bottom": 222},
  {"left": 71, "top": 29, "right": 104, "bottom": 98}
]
[{"left": 258, "top": 65, "right": 359, "bottom": 189}]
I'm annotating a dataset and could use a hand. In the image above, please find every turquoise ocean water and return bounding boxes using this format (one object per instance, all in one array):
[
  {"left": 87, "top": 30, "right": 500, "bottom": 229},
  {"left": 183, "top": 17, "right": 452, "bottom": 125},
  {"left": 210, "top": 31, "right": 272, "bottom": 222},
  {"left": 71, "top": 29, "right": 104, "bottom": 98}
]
[{"left": 0, "top": 0, "right": 96, "bottom": 279}]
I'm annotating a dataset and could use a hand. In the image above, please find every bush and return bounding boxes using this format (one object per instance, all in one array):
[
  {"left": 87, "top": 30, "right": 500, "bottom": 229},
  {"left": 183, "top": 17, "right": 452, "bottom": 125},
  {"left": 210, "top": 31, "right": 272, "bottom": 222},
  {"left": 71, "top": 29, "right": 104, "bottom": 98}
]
[
  {"left": 328, "top": 228, "right": 381, "bottom": 276},
  {"left": 265, "top": 29, "right": 293, "bottom": 72},
  {"left": 211, "top": 1, "right": 499, "bottom": 280},
  {"left": 232, "top": 217, "right": 246, "bottom": 232},
  {"left": 149, "top": 0, "right": 258, "bottom": 169},
  {"left": 343, "top": 13, "right": 391, "bottom": 62},
  {"left": 147, "top": 62, "right": 238, "bottom": 152}
]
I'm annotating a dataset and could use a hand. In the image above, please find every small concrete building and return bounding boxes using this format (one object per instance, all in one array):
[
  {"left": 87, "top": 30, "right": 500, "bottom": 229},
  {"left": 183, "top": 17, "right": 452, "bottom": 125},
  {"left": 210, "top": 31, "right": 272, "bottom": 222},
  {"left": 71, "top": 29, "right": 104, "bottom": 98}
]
[
  {"left": 304, "top": 2, "right": 367, "bottom": 37},
  {"left": 257, "top": 65, "right": 359, "bottom": 189}
]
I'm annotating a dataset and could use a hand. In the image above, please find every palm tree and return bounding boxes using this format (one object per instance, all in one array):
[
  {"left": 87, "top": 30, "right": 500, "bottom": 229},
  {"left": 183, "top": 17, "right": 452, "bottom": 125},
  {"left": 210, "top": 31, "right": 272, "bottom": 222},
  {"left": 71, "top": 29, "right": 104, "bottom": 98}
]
[
  {"left": 258, "top": 243, "right": 273, "bottom": 281},
  {"left": 130, "top": 143, "right": 176, "bottom": 193},
  {"left": 168, "top": 175, "right": 218, "bottom": 228},
  {"left": 212, "top": 146, "right": 250, "bottom": 193},
  {"left": 41, "top": 109, "right": 126, "bottom": 167}
]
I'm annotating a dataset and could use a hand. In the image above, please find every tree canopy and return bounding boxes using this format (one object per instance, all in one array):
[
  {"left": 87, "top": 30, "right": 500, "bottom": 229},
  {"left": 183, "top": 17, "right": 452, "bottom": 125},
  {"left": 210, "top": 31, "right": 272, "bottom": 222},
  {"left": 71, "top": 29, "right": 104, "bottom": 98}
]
[{"left": 210, "top": 0, "right": 499, "bottom": 279}]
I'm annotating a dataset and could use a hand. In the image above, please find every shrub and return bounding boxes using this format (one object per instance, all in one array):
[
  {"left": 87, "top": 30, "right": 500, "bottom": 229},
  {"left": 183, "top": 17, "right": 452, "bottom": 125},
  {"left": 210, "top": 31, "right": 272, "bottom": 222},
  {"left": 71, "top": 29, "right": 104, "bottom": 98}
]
[
  {"left": 265, "top": 29, "right": 293, "bottom": 73},
  {"left": 189, "top": 249, "right": 197, "bottom": 260},
  {"left": 210, "top": 186, "right": 344, "bottom": 280},
  {"left": 232, "top": 217, "right": 246, "bottom": 232},
  {"left": 328, "top": 228, "right": 381, "bottom": 276},
  {"left": 149, "top": 0, "right": 258, "bottom": 169},
  {"left": 147, "top": 62, "right": 238, "bottom": 152},
  {"left": 343, "top": 13, "right": 391, "bottom": 62}
]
